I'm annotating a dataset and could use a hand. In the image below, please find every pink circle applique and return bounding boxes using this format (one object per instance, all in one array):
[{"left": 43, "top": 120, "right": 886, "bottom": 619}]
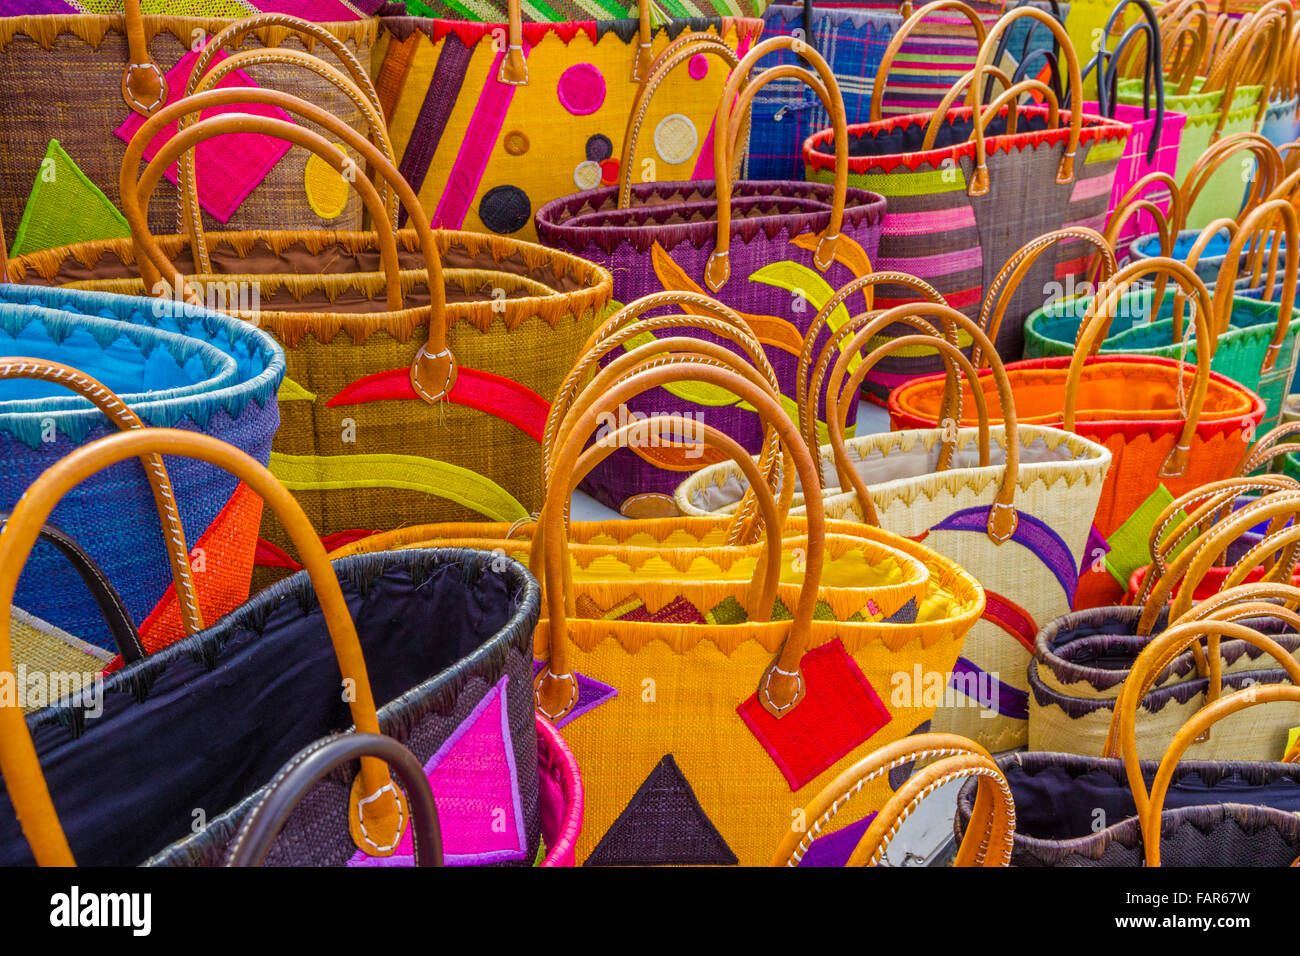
[
  {"left": 688, "top": 54, "right": 709, "bottom": 80},
  {"left": 557, "top": 63, "right": 606, "bottom": 116}
]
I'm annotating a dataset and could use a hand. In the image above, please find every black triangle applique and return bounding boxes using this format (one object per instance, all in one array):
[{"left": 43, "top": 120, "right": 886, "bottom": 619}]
[{"left": 583, "top": 755, "right": 738, "bottom": 866}]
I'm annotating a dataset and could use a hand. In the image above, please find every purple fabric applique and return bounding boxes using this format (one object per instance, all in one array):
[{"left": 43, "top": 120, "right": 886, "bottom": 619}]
[
  {"left": 532, "top": 660, "right": 617, "bottom": 728},
  {"left": 347, "top": 674, "right": 527, "bottom": 867},
  {"left": 930, "top": 506, "right": 1079, "bottom": 599},
  {"left": 796, "top": 813, "right": 878, "bottom": 867}
]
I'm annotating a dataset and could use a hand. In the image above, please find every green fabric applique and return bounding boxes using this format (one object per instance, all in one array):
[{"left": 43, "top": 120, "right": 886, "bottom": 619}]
[
  {"left": 11, "top": 140, "right": 130, "bottom": 257},
  {"left": 1103, "top": 484, "right": 1189, "bottom": 587}
]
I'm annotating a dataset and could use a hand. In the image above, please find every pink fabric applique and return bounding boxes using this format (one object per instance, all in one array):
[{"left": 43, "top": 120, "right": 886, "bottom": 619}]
[
  {"left": 347, "top": 674, "right": 528, "bottom": 867},
  {"left": 556, "top": 63, "right": 606, "bottom": 116},
  {"left": 115, "top": 49, "right": 293, "bottom": 224}
]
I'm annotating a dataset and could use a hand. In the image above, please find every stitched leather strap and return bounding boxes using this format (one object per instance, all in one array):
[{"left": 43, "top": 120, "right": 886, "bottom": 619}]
[
  {"left": 121, "top": 0, "right": 166, "bottom": 117},
  {"left": 0, "top": 429, "right": 402, "bottom": 866},
  {"left": 226, "top": 733, "right": 441, "bottom": 868}
]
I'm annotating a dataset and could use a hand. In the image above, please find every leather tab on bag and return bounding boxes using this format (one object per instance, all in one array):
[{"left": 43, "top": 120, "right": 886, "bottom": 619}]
[
  {"left": 122, "top": 60, "right": 167, "bottom": 116},
  {"left": 758, "top": 661, "right": 806, "bottom": 719},
  {"left": 500, "top": 46, "right": 529, "bottom": 85},
  {"left": 534, "top": 666, "right": 579, "bottom": 722},
  {"left": 409, "top": 345, "right": 458, "bottom": 405},
  {"left": 1055, "top": 151, "right": 1076, "bottom": 185},
  {"left": 705, "top": 251, "right": 730, "bottom": 292},
  {"left": 813, "top": 234, "right": 838, "bottom": 272},
  {"left": 986, "top": 499, "right": 1018, "bottom": 544},
  {"left": 347, "top": 771, "right": 409, "bottom": 858},
  {"left": 1159, "top": 443, "right": 1191, "bottom": 478},
  {"left": 968, "top": 164, "right": 990, "bottom": 197}
]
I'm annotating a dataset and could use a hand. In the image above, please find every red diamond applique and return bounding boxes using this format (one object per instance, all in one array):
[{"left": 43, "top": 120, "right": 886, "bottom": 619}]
[{"left": 737, "top": 639, "right": 891, "bottom": 791}]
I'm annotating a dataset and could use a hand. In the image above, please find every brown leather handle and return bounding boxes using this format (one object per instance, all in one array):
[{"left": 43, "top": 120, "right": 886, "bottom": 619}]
[
  {"left": 1146, "top": 681, "right": 1300, "bottom": 865},
  {"left": 1134, "top": 476, "right": 1300, "bottom": 610},
  {"left": 706, "top": 37, "right": 848, "bottom": 291},
  {"left": 118, "top": 90, "right": 455, "bottom": 406},
  {"left": 121, "top": 0, "right": 166, "bottom": 117},
  {"left": 617, "top": 35, "right": 746, "bottom": 209},
  {"left": 1142, "top": 490, "right": 1300, "bottom": 631},
  {"left": 0, "top": 358, "right": 202, "bottom": 639},
  {"left": 1213, "top": 200, "right": 1296, "bottom": 371},
  {"left": 769, "top": 733, "right": 1010, "bottom": 867},
  {"left": 920, "top": 66, "right": 1012, "bottom": 153},
  {"left": 829, "top": 304, "right": 1018, "bottom": 540},
  {"left": 542, "top": 293, "right": 785, "bottom": 545},
  {"left": 964, "top": 7, "right": 1082, "bottom": 197},
  {"left": 1180, "top": 133, "right": 1281, "bottom": 229},
  {"left": 180, "top": 46, "right": 397, "bottom": 275},
  {"left": 1104, "top": 617, "right": 1300, "bottom": 837},
  {"left": 797, "top": 272, "right": 950, "bottom": 485},
  {"left": 870, "top": 0, "right": 989, "bottom": 121},
  {"left": 978, "top": 227, "right": 1118, "bottom": 370},
  {"left": 1107, "top": 171, "right": 1184, "bottom": 241},
  {"left": 536, "top": 362, "right": 827, "bottom": 721},
  {"left": 1236, "top": 421, "right": 1300, "bottom": 476},
  {"left": 0, "top": 429, "right": 404, "bottom": 866},
  {"left": 503, "top": 0, "right": 652, "bottom": 83},
  {"left": 1065, "top": 257, "right": 1216, "bottom": 479}
]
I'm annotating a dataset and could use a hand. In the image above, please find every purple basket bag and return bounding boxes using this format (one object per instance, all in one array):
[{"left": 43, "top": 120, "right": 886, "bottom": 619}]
[{"left": 535, "top": 34, "right": 885, "bottom": 516}]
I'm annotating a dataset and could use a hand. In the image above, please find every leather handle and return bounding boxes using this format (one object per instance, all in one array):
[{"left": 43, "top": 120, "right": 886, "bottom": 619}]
[
  {"left": 1135, "top": 476, "right": 1300, "bottom": 610},
  {"left": 979, "top": 227, "right": 1118, "bottom": 371},
  {"left": 770, "top": 734, "right": 1011, "bottom": 867},
  {"left": 0, "top": 358, "right": 202, "bottom": 639},
  {"left": 920, "top": 66, "right": 1013, "bottom": 153},
  {"left": 870, "top": 0, "right": 989, "bottom": 121},
  {"left": 850, "top": 751, "right": 1013, "bottom": 867},
  {"left": 179, "top": 46, "right": 398, "bottom": 275},
  {"left": 1236, "top": 421, "right": 1300, "bottom": 476},
  {"left": 1142, "top": 490, "right": 1300, "bottom": 631},
  {"left": 121, "top": 0, "right": 166, "bottom": 117},
  {"left": 617, "top": 36, "right": 746, "bottom": 209},
  {"left": 1146, "top": 681, "right": 1300, "bottom": 866},
  {"left": 797, "top": 272, "right": 949, "bottom": 485},
  {"left": 706, "top": 37, "right": 848, "bottom": 292},
  {"left": 1180, "top": 133, "right": 1281, "bottom": 232},
  {"left": 542, "top": 293, "right": 784, "bottom": 546},
  {"left": 965, "top": 7, "right": 1082, "bottom": 197},
  {"left": 535, "top": 362, "right": 827, "bottom": 722},
  {"left": 825, "top": 303, "right": 1019, "bottom": 542},
  {"left": 118, "top": 90, "right": 455, "bottom": 406},
  {"left": 1103, "top": 171, "right": 1181, "bottom": 261},
  {"left": 502, "top": 0, "right": 651, "bottom": 83},
  {"left": 227, "top": 733, "right": 442, "bottom": 868},
  {"left": 1065, "top": 257, "right": 1216, "bottom": 480},
  {"left": 0, "top": 512, "right": 144, "bottom": 664},
  {"left": 0, "top": 429, "right": 404, "bottom": 866},
  {"left": 1213, "top": 200, "right": 1297, "bottom": 371}
]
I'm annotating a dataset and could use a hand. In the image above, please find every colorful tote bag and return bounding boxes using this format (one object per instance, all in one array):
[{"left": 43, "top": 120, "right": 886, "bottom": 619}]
[
  {"left": 675, "top": 300, "right": 1112, "bottom": 753},
  {"left": 803, "top": 4, "right": 1130, "bottom": 397},
  {"left": 536, "top": 37, "right": 886, "bottom": 515},
  {"left": 1025, "top": 202, "right": 1299, "bottom": 429},
  {"left": 770, "top": 731, "right": 1015, "bottom": 867},
  {"left": 0, "top": 4, "right": 379, "bottom": 247},
  {"left": 890, "top": 257, "right": 1269, "bottom": 608},
  {"left": 0, "top": 285, "right": 282, "bottom": 653},
  {"left": 371, "top": 0, "right": 764, "bottom": 242},
  {"left": 8, "top": 88, "right": 611, "bottom": 577},
  {"left": 0, "top": 428, "right": 545, "bottom": 867},
  {"left": 529, "top": 357, "right": 983, "bottom": 866},
  {"left": 1117, "top": 2, "right": 1288, "bottom": 229}
]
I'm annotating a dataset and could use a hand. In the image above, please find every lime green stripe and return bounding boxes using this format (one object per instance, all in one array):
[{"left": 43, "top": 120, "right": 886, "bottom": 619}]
[
  {"left": 269, "top": 452, "right": 528, "bottom": 523},
  {"left": 857, "top": 164, "right": 969, "bottom": 196},
  {"left": 1084, "top": 137, "right": 1126, "bottom": 165}
]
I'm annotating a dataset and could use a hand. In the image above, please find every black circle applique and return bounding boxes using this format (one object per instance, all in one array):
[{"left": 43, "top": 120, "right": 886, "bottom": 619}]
[
  {"left": 478, "top": 185, "right": 532, "bottom": 234},
  {"left": 586, "top": 133, "right": 613, "bottom": 162}
]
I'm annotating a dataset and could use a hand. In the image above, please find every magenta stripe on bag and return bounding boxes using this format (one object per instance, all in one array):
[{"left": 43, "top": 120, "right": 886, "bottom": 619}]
[
  {"left": 1069, "top": 172, "right": 1116, "bottom": 202},
  {"left": 884, "top": 206, "right": 976, "bottom": 234},
  {"left": 875, "top": 243, "right": 981, "bottom": 274},
  {"left": 433, "top": 45, "right": 530, "bottom": 229}
]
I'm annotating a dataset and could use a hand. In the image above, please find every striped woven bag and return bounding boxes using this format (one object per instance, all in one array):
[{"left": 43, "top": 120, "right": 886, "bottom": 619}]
[
  {"left": 370, "top": 0, "right": 763, "bottom": 242},
  {"left": 0, "top": 5, "right": 379, "bottom": 249},
  {"left": 803, "top": 2, "right": 1130, "bottom": 397},
  {"left": 8, "top": 86, "right": 611, "bottom": 583}
]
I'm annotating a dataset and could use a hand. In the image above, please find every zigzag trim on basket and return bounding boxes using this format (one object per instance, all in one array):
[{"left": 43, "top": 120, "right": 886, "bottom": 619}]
[
  {"left": 0, "top": 15, "right": 376, "bottom": 52},
  {"left": 377, "top": 15, "right": 763, "bottom": 48}
]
